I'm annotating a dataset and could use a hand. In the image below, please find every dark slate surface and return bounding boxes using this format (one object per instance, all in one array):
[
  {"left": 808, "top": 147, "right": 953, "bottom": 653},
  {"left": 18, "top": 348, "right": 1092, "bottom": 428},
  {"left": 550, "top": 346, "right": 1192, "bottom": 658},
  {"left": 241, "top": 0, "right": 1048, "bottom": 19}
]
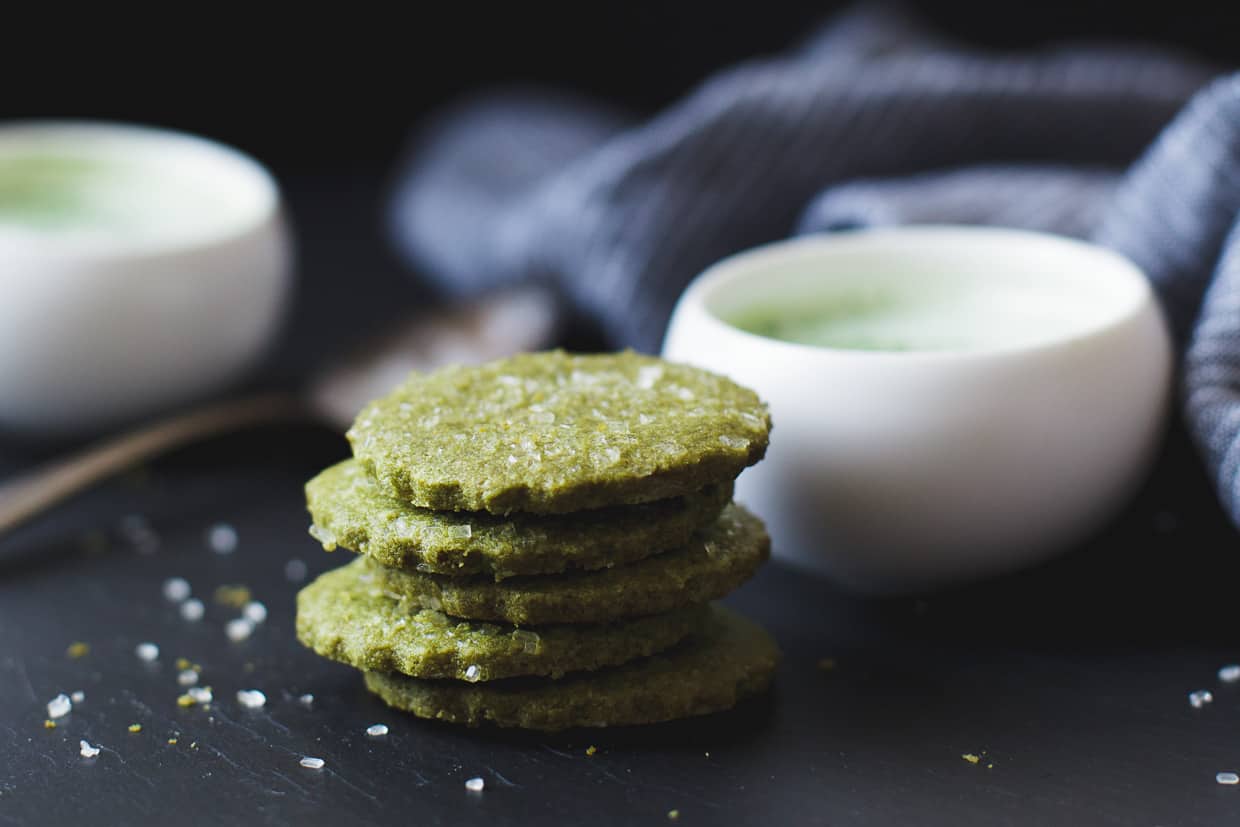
[{"left": 2, "top": 170, "right": 1240, "bottom": 826}]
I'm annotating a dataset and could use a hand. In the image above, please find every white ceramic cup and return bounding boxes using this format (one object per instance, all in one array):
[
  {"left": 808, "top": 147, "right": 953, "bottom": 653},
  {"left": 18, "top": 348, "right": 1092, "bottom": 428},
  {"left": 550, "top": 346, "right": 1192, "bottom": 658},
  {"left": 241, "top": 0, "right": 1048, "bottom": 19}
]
[
  {"left": 0, "top": 121, "right": 293, "bottom": 436},
  {"left": 663, "top": 227, "right": 1172, "bottom": 593}
]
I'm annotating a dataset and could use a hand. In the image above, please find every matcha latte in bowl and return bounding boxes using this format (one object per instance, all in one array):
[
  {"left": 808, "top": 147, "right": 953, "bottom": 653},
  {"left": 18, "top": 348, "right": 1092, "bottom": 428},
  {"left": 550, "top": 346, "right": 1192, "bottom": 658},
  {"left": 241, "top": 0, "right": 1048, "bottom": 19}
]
[
  {"left": 664, "top": 227, "right": 1172, "bottom": 593},
  {"left": 0, "top": 121, "right": 292, "bottom": 435}
]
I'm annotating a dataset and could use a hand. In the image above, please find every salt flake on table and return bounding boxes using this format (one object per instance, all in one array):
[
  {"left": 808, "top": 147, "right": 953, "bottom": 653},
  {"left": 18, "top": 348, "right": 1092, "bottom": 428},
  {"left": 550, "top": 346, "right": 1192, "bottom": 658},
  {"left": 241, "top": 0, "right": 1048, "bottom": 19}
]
[
  {"left": 47, "top": 694, "right": 71, "bottom": 719},
  {"left": 236, "top": 689, "right": 266, "bottom": 709},
  {"left": 226, "top": 618, "right": 254, "bottom": 642},
  {"left": 207, "top": 523, "right": 238, "bottom": 554},
  {"left": 163, "top": 577, "right": 192, "bottom": 602},
  {"left": 243, "top": 601, "right": 267, "bottom": 624}
]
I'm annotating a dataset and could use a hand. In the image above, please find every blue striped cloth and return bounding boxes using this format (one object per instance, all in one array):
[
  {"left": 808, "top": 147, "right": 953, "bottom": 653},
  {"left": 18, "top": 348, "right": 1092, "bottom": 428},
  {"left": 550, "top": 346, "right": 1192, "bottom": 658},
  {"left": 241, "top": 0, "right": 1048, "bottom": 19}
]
[{"left": 389, "top": 7, "right": 1240, "bottom": 525}]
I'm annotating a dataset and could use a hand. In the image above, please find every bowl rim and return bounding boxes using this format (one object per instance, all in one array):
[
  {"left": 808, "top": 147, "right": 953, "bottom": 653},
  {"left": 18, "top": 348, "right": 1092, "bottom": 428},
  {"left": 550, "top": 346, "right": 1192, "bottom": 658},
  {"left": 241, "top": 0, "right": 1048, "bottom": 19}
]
[
  {"left": 669, "top": 225, "right": 1165, "bottom": 363},
  {"left": 0, "top": 119, "right": 282, "bottom": 262}
]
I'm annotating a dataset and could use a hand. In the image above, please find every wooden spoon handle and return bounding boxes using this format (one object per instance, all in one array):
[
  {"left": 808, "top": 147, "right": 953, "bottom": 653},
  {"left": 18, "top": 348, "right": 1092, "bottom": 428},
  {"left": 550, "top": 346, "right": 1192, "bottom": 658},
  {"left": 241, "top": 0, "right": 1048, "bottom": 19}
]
[{"left": 0, "top": 392, "right": 308, "bottom": 538}]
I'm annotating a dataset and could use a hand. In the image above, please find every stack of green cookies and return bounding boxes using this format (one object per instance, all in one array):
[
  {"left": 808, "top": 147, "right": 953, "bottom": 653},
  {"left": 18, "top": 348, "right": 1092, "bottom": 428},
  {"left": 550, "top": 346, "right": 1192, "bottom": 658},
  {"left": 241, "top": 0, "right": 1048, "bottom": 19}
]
[{"left": 296, "top": 350, "right": 780, "bottom": 731}]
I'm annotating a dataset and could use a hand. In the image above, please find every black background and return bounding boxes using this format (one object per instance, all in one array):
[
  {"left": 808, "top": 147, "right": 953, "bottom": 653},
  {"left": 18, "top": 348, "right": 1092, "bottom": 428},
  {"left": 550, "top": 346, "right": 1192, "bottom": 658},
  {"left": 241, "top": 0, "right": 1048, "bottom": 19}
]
[
  {"left": 5, "top": 1, "right": 1236, "bottom": 176},
  {"left": 4, "top": 4, "right": 1240, "bottom": 825}
]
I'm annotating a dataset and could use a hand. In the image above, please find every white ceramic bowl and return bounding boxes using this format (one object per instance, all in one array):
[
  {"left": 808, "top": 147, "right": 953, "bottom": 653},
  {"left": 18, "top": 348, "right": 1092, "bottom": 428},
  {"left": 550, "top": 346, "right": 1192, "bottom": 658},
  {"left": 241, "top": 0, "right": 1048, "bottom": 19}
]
[
  {"left": 0, "top": 121, "right": 292, "bottom": 435},
  {"left": 664, "top": 227, "right": 1172, "bottom": 593}
]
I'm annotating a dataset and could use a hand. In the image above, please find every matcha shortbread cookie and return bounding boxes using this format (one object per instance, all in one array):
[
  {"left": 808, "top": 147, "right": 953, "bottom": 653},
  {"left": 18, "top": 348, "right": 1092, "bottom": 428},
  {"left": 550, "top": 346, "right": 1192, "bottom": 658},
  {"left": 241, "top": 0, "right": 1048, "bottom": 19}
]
[
  {"left": 363, "top": 605, "right": 779, "bottom": 731},
  {"left": 368, "top": 504, "right": 770, "bottom": 624},
  {"left": 306, "top": 459, "right": 733, "bottom": 579},
  {"left": 296, "top": 559, "right": 707, "bottom": 682},
  {"left": 348, "top": 350, "right": 770, "bottom": 514}
]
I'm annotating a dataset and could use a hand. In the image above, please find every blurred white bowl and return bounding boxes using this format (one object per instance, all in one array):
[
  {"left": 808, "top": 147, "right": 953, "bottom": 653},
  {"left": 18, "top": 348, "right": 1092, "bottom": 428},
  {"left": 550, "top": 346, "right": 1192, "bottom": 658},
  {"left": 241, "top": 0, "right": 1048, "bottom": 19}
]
[
  {"left": 664, "top": 227, "right": 1172, "bottom": 593},
  {"left": 0, "top": 121, "right": 292, "bottom": 435}
]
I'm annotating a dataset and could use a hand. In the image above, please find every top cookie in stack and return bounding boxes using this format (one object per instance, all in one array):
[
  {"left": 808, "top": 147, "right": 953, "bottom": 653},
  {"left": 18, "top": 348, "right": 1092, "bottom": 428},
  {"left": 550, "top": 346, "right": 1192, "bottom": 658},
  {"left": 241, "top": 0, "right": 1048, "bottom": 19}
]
[
  {"left": 348, "top": 349, "right": 770, "bottom": 516},
  {"left": 297, "top": 350, "right": 779, "bottom": 731}
]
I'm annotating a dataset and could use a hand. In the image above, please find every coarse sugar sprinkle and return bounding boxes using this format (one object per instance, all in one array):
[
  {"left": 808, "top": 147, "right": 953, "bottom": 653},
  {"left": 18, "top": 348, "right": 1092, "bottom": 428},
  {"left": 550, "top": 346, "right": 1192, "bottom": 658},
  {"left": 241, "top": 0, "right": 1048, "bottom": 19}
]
[
  {"left": 226, "top": 618, "right": 255, "bottom": 642},
  {"left": 236, "top": 689, "right": 266, "bottom": 709},
  {"left": 178, "top": 686, "right": 214, "bottom": 707},
  {"left": 163, "top": 577, "right": 192, "bottom": 602},
  {"left": 207, "top": 523, "right": 239, "bottom": 554},
  {"left": 243, "top": 601, "right": 268, "bottom": 624},
  {"left": 47, "top": 694, "right": 71, "bottom": 719}
]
